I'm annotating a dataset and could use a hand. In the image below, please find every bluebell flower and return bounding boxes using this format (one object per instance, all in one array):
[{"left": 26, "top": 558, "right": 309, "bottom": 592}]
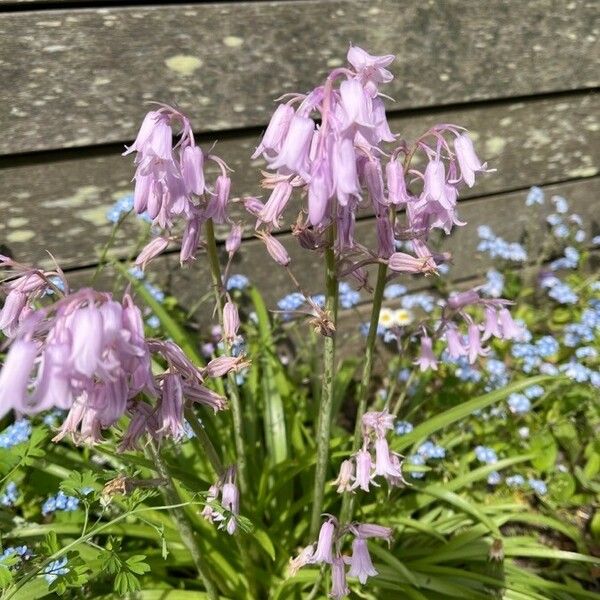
[
  {"left": 0, "top": 482, "right": 19, "bottom": 507},
  {"left": 42, "top": 491, "right": 80, "bottom": 516},
  {"left": 487, "top": 471, "right": 502, "bottom": 485},
  {"left": 528, "top": 478, "right": 547, "bottom": 495},
  {"left": 383, "top": 284, "right": 407, "bottom": 299},
  {"left": 524, "top": 385, "right": 544, "bottom": 399},
  {"left": 417, "top": 441, "right": 446, "bottom": 459},
  {"left": 506, "top": 474, "right": 525, "bottom": 488},
  {"left": 481, "top": 269, "right": 504, "bottom": 298},
  {"left": 44, "top": 557, "right": 69, "bottom": 584},
  {"left": 525, "top": 186, "right": 544, "bottom": 206},
  {"left": 0, "top": 421, "right": 32, "bottom": 449},
  {"left": 226, "top": 274, "right": 249, "bottom": 291},
  {"left": 552, "top": 195, "right": 569, "bottom": 214},
  {"left": 394, "top": 421, "right": 413, "bottom": 435},
  {"left": 475, "top": 446, "right": 498, "bottom": 464},
  {"left": 508, "top": 393, "right": 531, "bottom": 415},
  {"left": 408, "top": 454, "right": 426, "bottom": 479}
]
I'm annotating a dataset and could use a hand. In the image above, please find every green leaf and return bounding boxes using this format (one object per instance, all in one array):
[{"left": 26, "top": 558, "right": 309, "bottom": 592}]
[
  {"left": 251, "top": 529, "right": 276, "bottom": 561},
  {"left": 125, "top": 555, "right": 151, "bottom": 575},
  {"left": 249, "top": 286, "right": 288, "bottom": 464},
  {"left": 550, "top": 472, "right": 576, "bottom": 504},
  {"left": 414, "top": 485, "right": 500, "bottom": 536},
  {"left": 393, "top": 376, "right": 553, "bottom": 453},
  {"left": 529, "top": 431, "right": 557, "bottom": 472}
]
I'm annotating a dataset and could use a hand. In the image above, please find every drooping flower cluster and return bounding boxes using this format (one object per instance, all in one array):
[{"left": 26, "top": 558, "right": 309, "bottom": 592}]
[
  {"left": 333, "top": 410, "right": 407, "bottom": 494},
  {"left": 201, "top": 467, "right": 240, "bottom": 535},
  {"left": 123, "top": 104, "right": 240, "bottom": 267},
  {"left": 249, "top": 45, "right": 491, "bottom": 284},
  {"left": 0, "top": 262, "right": 241, "bottom": 447},
  {"left": 415, "top": 288, "right": 524, "bottom": 372},
  {"left": 290, "top": 518, "right": 392, "bottom": 598}
]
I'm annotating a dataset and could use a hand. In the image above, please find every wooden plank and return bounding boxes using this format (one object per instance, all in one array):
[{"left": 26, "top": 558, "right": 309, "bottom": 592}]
[
  {"left": 0, "top": 0, "right": 598, "bottom": 154},
  {"left": 1, "top": 94, "right": 598, "bottom": 268},
  {"left": 60, "top": 177, "right": 600, "bottom": 322}
]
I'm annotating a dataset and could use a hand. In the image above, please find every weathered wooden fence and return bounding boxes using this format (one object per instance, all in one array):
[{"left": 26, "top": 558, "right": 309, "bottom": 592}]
[{"left": 0, "top": 0, "right": 598, "bottom": 318}]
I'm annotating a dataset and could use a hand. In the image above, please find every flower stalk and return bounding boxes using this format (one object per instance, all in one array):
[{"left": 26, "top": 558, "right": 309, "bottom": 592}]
[
  {"left": 309, "top": 226, "right": 339, "bottom": 538},
  {"left": 204, "top": 218, "right": 249, "bottom": 496},
  {"left": 339, "top": 262, "right": 387, "bottom": 525},
  {"left": 147, "top": 441, "right": 219, "bottom": 600}
]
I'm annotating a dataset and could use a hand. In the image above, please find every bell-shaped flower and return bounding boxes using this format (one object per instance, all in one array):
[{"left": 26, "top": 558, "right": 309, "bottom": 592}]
[
  {"left": 415, "top": 334, "right": 438, "bottom": 371},
  {"left": 313, "top": 518, "right": 336, "bottom": 564},
  {"left": 330, "top": 556, "right": 350, "bottom": 599},
  {"left": 268, "top": 114, "right": 314, "bottom": 178},
  {"left": 0, "top": 339, "right": 37, "bottom": 419},
  {"left": 352, "top": 448, "right": 374, "bottom": 492},
  {"left": 346, "top": 537, "right": 378, "bottom": 584},
  {"left": 454, "top": 133, "right": 488, "bottom": 187},
  {"left": 252, "top": 103, "right": 295, "bottom": 160},
  {"left": 180, "top": 144, "right": 205, "bottom": 195}
]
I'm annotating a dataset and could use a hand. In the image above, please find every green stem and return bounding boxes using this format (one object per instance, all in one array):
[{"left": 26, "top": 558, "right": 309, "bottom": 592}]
[
  {"left": 309, "top": 228, "right": 339, "bottom": 539},
  {"left": 339, "top": 262, "right": 387, "bottom": 524},
  {"left": 204, "top": 219, "right": 249, "bottom": 496},
  {"left": 184, "top": 406, "right": 224, "bottom": 475},
  {"left": 147, "top": 442, "right": 219, "bottom": 599}
]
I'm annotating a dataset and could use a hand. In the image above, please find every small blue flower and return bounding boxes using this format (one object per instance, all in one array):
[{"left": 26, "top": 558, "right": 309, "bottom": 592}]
[
  {"left": 42, "top": 491, "right": 80, "bottom": 516},
  {"left": 592, "top": 235, "right": 600, "bottom": 246},
  {"left": 525, "top": 186, "right": 544, "bottom": 206},
  {"left": 524, "top": 385, "right": 544, "bottom": 399},
  {"left": 487, "top": 471, "right": 502, "bottom": 486},
  {"left": 506, "top": 474, "right": 525, "bottom": 488},
  {"left": 43, "top": 557, "right": 69, "bottom": 584},
  {"left": 546, "top": 214, "right": 562, "bottom": 226},
  {"left": 144, "top": 283, "right": 165, "bottom": 303},
  {"left": 128, "top": 266, "right": 145, "bottom": 280},
  {"left": 535, "top": 336, "right": 559, "bottom": 358},
  {"left": 528, "top": 478, "right": 547, "bottom": 495},
  {"left": 338, "top": 283, "right": 361, "bottom": 309},
  {"left": 0, "top": 421, "right": 32, "bottom": 449},
  {"left": 408, "top": 454, "right": 426, "bottom": 479},
  {"left": 383, "top": 283, "right": 407, "bottom": 300},
  {"left": 552, "top": 195, "right": 569, "bottom": 214},
  {"left": 146, "top": 315, "right": 160, "bottom": 329},
  {"left": 226, "top": 274, "right": 249, "bottom": 291},
  {"left": 508, "top": 393, "right": 531, "bottom": 415},
  {"left": 310, "top": 294, "right": 326, "bottom": 308},
  {"left": 576, "top": 346, "right": 597, "bottom": 359},
  {"left": 401, "top": 293, "right": 435, "bottom": 312},
  {"left": 477, "top": 225, "right": 494, "bottom": 239},
  {"left": 575, "top": 229, "right": 586, "bottom": 243},
  {"left": 481, "top": 269, "right": 504, "bottom": 298},
  {"left": 0, "top": 482, "right": 19, "bottom": 507},
  {"left": 417, "top": 441, "right": 446, "bottom": 459},
  {"left": 475, "top": 446, "right": 498, "bottom": 464},
  {"left": 394, "top": 421, "right": 413, "bottom": 435}
]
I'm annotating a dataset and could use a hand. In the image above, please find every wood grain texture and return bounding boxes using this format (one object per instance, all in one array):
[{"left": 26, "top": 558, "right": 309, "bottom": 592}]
[
  {"left": 1, "top": 94, "right": 598, "bottom": 268},
  {"left": 1, "top": 0, "right": 598, "bottom": 154},
  {"left": 62, "top": 177, "right": 600, "bottom": 322}
]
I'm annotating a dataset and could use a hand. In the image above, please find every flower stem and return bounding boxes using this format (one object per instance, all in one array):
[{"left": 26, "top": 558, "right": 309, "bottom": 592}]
[
  {"left": 147, "top": 442, "right": 219, "bottom": 599},
  {"left": 339, "top": 262, "right": 387, "bottom": 524},
  {"left": 184, "top": 405, "right": 224, "bottom": 475},
  {"left": 204, "top": 219, "right": 249, "bottom": 496},
  {"left": 309, "top": 227, "right": 339, "bottom": 539}
]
